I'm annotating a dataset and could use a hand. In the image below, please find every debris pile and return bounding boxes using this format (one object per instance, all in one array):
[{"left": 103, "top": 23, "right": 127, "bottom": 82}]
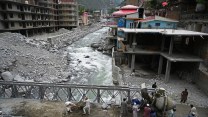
[
  {"left": 0, "top": 24, "right": 102, "bottom": 83},
  {"left": 29, "top": 24, "right": 102, "bottom": 51}
]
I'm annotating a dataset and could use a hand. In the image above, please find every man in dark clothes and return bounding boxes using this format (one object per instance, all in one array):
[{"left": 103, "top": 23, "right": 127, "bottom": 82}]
[
  {"left": 152, "top": 82, "right": 157, "bottom": 88},
  {"left": 120, "top": 98, "right": 128, "bottom": 117},
  {"left": 181, "top": 88, "right": 188, "bottom": 103}
]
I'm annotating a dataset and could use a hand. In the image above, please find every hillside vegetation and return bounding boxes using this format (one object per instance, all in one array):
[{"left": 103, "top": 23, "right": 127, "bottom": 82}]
[{"left": 77, "top": 0, "right": 123, "bottom": 10}]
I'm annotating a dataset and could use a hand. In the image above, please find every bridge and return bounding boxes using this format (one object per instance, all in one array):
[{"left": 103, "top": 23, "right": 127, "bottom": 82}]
[{"left": 0, "top": 81, "right": 153, "bottom": 104}]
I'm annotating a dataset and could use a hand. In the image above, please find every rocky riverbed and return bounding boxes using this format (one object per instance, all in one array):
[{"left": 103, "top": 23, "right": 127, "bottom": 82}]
[{"left": 0, "top": 23, "right": 102, "bottom": 83}]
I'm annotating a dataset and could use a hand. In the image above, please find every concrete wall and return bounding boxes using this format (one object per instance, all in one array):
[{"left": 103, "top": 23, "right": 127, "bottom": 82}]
[
  {"left": 112, "top": 57, "right": 122, "bottom": 84},
  {"left": 126, "top": 19, "right": 134, "bottom": 28},
  {"left": 192, "top": 32, "right": 208, "bottom": 96},
  {"left": 197, "top": 70, "right": 208, "bottom": 95},
  {"left": 25, "top": 14, "right": 32, "bottom": 20},
  {"left": 7, "top": 13, "right": 21, "bottom": 20},
  {"left": 141, "top": 21, "right": 177, "bottom": 29},
  {"left": 0, "top": 22, "right": 5, "bottom": 30},
  {"left": 9, "top": 22, "right": 22, "bottom": 29}
]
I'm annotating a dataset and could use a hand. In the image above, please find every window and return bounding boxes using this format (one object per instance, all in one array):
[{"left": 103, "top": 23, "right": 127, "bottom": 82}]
[
  {"left": 9, "top": 13, "right": 13, "bottom": 18},
  {"left": 155, "top": 23, "right": 160, "bottom": 26},
  {"left": 17, "top": 5, "right": 20, "bottom": 10},
  {"left": 18, "top": 14, "right": 21, "bottom": 18},
  {"left": 130, "top": 22, "right": 134, "bottom": 29},
  {"left": 8, "top": 4, "right": 12, "bottom": 9},
  {"left": 24, "top": 7, "right": 27, "bottom": 11},
  {"left": 11, "top": 22, "right": 14, "bottom": 27},
  {"left": 19, "top": 23, "right": 22, "bottom": 26}
]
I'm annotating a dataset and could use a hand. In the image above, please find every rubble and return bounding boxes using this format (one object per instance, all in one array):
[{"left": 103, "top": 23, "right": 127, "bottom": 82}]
[{"left": 0, "top": 24, "right": 102, "bottom": 83}]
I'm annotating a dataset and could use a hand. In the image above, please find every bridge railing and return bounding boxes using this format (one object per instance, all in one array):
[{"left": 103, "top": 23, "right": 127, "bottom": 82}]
[{"left": 0, "top": 81, "right": 145, "bottom": 104}]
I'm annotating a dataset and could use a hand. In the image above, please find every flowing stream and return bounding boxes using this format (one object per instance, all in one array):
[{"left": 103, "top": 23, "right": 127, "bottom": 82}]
[{"left": 67, "top": 27, "right": 113, "bottom": 86}]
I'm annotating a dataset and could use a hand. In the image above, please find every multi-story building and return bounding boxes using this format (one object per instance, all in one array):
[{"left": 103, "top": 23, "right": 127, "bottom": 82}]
[
  {"left": 0, "top": 0, "right": 78, "bottom": 36},
  {"left": 58, "top": 0, "right": 78, "bottom": 29}
]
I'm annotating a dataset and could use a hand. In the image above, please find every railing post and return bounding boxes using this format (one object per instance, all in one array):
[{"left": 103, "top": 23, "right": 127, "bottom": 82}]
[
  {"left": 67, "top": 88, "right": 72, "bottom": 101},
  {"left": 25, "top": 86, "right": 33, "bottom": 99},
  {"left": 127, "top": 89, "right": 131, "bottom": 103},
  {"left": 11, "top": 85, "right": 18, "bottom": 98},
  {"left": 0, "top": 85, "right": 6, "bottom": 97},
  {"left": 97, "top": 89, "right": 101, "bottom": 103},
  {"left": 39, "top": 86, "right": 45, "bottom": 99}
]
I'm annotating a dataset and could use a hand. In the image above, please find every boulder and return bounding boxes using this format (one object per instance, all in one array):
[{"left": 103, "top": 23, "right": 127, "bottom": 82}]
[
  {"left": 13, "top": 75, "right": 25, "bottom": 82},
  {"left": 91, "top": 43, "right": 101, "bottom": 48},
  {"left": 1, "top": 71, "right": 14, "bottom": 81}
]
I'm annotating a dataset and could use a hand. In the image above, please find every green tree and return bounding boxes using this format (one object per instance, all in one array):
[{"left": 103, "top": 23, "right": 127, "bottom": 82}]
[
  {"left": 79, "top": 6, "right": 85, "bottom": 15},
  {"left": 109, "top": 8, "right": 116, "bottom": 14}
]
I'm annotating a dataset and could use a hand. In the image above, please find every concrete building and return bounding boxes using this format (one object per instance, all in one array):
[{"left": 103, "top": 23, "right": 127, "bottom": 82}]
[
  {"left": 0, "top": 0, "right": 78, "bottom": 36},
  {"left": 165, "top": 0, "right": 208, "bottom": 96}
]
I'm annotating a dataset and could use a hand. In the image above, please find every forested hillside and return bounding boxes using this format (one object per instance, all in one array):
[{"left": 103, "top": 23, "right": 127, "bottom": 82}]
[{"left": 77, "top": 0, "right": 123, "bottom": 10}]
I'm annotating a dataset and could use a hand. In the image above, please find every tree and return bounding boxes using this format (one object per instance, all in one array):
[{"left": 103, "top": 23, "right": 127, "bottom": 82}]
[{"left": 79, "top": 6, "right": 85, "bottom": 15}]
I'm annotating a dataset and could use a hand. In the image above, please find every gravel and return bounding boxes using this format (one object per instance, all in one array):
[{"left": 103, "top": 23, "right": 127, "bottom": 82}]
[{"left": 120, "top": 65, "right": 208, "bottom": 108}]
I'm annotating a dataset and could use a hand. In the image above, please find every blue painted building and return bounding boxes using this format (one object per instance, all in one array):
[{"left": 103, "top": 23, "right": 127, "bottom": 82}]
[{"left": 140, "top": 16, "right": 178, "bottom": 29}]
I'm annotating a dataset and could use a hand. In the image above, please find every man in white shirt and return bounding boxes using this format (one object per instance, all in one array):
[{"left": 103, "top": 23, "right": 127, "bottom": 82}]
[
  {"left": 83, "top": 97, "right": 91, "bottom": 115},
  {"left": 65, "top": 101, "right": 76, "bottom": 113},
  {"left": 189, "top": 104, "right": 198, "bottom": 117}
]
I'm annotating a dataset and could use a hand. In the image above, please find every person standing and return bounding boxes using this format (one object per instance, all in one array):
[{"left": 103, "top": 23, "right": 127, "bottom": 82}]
[
  {"left": 83, "top": 97, "right": 91, "bottom": 115},
  {"left": 120, "top": 98, "right": 128, "bottom": 117},
  {"left": 152, "top": 82, "right": 157, "bottom": 89},
  {"left": 188, "top": 104, "right": 198, "bottom": 117},
  {"left": 132, "top": 103, "right": 139, "bottom": 117},
  {"left": 65, "top": 101, "right": 76, "bottom": 113},
  {"left": 180, "top": 88, "right": 188, "bottom": 103},
  {"left": 150, "top": 107, "right": 156, "bottom": 117},
  {"left": 143, "top": 104, "right": 151, "bottom": 117},
  {"left": 167, "top": 109, "right": 174, "bottom": 117}
]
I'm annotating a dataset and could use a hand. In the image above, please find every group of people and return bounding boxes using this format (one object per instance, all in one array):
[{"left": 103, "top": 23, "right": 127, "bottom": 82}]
[
  {"left": 65, "top": 96, "right": 91, "bottom": 115},
  {"left": 64, "top": 84, "right": 198, "bottom": 117},
  {"left": 120, "top": 97, "right": 157, "bottom": 117}
]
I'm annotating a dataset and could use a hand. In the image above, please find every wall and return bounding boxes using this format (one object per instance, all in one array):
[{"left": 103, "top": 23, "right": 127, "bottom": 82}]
[
  {"left": 192, "top": 34, "right": 208, "bottom": 96},
  {"left": 126, "top": 19, "right": 134, "bottom": 28},
  {"left": 197, "top": 70, "right": 208, "bottom": 95},
  {"left": 141, "top": 21, "right": 177, "bottom": 29}
]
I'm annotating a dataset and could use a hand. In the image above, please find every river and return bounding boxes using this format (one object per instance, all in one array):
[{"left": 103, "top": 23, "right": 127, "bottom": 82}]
[{"left": 67, "top": 27, "right": 113, "bottom": 86}]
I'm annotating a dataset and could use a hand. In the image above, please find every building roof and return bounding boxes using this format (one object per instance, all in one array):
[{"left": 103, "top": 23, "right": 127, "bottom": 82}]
[
  {"left": 120, "top": 5, "right": 139, "bottom": 10},
  {"left": 139, "top": 16, "right": 178, "bottom": 23},
  {"left": 119, "top": 28, "right": 208, "bottom": 36},
  {"left": 112, "top": 4, "right": 138, "bottom": 17},
  {"left": 112, "top": 10, "right": 137, "bottom": 16}
]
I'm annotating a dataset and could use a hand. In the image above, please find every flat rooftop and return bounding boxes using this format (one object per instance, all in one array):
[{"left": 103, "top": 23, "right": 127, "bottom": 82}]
[{"left": 119, "top": 28, "right": 208, "bottom": 36}]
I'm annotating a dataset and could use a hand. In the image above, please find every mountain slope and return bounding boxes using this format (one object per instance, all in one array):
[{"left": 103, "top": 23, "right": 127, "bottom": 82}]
[{"left": 77, "top": 0, "right": 123, "bottom": 10}]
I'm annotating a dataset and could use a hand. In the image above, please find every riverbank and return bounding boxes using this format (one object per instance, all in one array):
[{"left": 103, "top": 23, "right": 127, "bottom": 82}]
[{"left": 0, "top": 23, "right": 102, "bottom": 83}]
